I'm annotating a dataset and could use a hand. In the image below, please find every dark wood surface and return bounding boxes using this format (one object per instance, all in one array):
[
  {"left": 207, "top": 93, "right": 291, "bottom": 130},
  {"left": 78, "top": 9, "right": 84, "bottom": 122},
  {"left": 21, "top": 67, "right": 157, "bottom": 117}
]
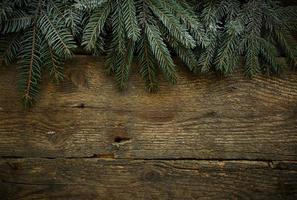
[
  {"left": 0, "top": 56, "right": 297, "bottom": 199},
  {"left": 1, "top": 159, "right": 297, "bottom": 200}
]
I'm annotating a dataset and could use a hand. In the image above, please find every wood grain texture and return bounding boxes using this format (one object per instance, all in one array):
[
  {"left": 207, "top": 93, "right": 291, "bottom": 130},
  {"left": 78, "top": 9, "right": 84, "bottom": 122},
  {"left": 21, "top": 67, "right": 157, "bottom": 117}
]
[
  {"left": 1, "top": 56, "right": 297, "bottom": 199},
  {"left": 1, "top": 159, "right": 297, "bottom": 200},
  {"left": 0, "top": 56, "right": 297, "bottom": 160}
]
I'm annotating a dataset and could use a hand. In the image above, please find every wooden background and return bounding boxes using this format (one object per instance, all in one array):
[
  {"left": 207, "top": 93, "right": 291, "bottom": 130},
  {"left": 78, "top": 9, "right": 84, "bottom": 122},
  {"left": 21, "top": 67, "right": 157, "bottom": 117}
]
[{"left": 0, "top": 56, "right": 297, "bottom": 199}]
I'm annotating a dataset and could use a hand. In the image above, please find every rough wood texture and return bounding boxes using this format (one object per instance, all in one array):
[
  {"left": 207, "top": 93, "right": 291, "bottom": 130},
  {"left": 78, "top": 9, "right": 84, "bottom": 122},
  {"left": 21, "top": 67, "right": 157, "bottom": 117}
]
[
  {"left": 1, "top": 159, "right": 297, "bottom": 200},
  {"left": 1, "top": 56, "right": 297, "bottom": 199},
  {"left": 0, "top": 56, "right": 297, "bottom": 160}
]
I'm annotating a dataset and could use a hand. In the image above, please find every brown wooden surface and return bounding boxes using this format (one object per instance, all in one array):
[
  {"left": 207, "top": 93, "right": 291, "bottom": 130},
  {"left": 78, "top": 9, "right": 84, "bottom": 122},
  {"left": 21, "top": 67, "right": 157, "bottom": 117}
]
[
  {"left": 1, "top": 56, "right": 297, "bottom": 199},
  {"left": 1, "top": 159, "right": 297, "bottom": 200}
]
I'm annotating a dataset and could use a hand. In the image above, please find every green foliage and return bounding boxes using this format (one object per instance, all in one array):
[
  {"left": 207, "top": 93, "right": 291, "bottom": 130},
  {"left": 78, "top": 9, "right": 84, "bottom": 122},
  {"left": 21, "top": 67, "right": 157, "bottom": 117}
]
[
  {"left": 137, "top": 35, "right": 159, "bottom": 92},
  {"left": 0, "top": 0, "right": 76, "bottom": 107},
  {"left": 196, "top": 0, "right": 297, "bottom": 76},
  {"left": 18, "top": 27, "right": 42, "bottom": 108},
  {"left": 0, "top": 0, "right": 296, "bottom": 107},
  {"left": 81, "top": 0, "right": 200, "bottom": 90}
]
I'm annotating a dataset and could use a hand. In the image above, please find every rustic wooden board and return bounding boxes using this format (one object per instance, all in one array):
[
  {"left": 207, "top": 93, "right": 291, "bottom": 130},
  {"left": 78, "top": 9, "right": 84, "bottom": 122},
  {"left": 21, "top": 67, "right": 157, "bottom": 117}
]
[
  {"left": 0, "top": 56, "right": 297, "bottom": 160},
  {"left": 1, "top": 159, "right": 297, "bottom": 200},
  {"left": 1, "top": 56, "right": 297, "bottom": 199}
]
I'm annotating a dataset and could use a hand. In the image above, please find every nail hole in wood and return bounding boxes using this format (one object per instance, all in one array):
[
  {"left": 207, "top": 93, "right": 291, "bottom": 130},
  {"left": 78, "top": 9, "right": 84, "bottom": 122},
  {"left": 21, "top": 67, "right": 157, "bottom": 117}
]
[
  {"left": 78, "top": 103, "right": 85, "bottom": 108},
  {"left": 114, "top": 136, "right": 130, "bottom": 143}
]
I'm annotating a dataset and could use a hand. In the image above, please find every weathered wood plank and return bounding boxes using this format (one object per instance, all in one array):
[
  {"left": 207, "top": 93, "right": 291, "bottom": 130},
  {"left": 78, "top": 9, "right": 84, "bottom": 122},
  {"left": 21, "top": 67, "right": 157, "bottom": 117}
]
[
  {"left": 0, "top": 56, "right": 297, "bottom": 159},
  {"left": 0, "top": 159, "right": 297, "bottom": 200}
]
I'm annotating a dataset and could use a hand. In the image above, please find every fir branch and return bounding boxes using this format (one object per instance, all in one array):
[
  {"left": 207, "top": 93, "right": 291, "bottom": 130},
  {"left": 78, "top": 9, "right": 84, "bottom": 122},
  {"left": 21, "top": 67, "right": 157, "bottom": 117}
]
[
  {"left": 82, "top": 1, "right": 111, "bottom": 51},
  {"left": 258, "top": 37, "right": 280, "bottom": 73},
  {"left": 215, "top": 20, "right": 242, "bottom": 74},
  {"left": 122, "top": 0, "right": 140, "bottom": 41},
  {"left": 145, "top": 22, "right": 177, "bottom": 84},
  {"left": 138, "top": 34, "right": 159, "bottom": 91},
  {"left": 18, "top": 26, "right": 42, "bottom": 107},
  {"left": 114, "top": 40, "right": 134, "bottom": 90},
  {"left": 38, "top": 9, "right": 76, "bottom": 58},
  {"left": 148, "top": 0, "right": 196, "bottom": 49},
  {"left": 41, "top": 39, "right": 65, "bottom": 82},
  {"left": 1, "top": 10, "right": 33, "bottom": 34}
]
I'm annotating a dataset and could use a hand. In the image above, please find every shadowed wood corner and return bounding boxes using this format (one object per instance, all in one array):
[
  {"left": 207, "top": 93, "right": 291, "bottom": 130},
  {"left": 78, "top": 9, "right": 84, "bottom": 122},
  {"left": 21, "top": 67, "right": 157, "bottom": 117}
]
[{"left": 0, "top": 56, "right": 297, "bottom": 199}]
